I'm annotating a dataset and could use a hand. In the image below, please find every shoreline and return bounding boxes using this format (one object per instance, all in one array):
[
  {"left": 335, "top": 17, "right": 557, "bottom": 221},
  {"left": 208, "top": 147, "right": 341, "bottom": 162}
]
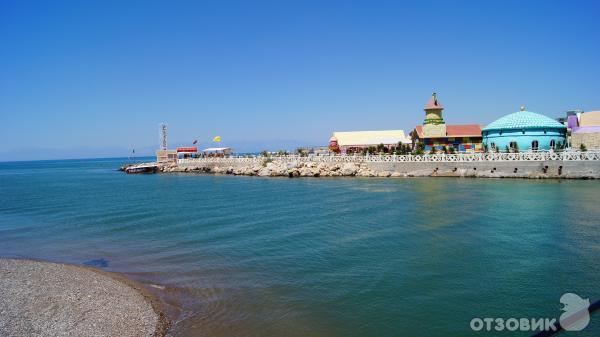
[
  {"left": 83, "top": 261, "right": 172, "bottom": 337},
  {"left": 160, "top": 155, "right": 600, "bottom": 179},
  {"left": 0, "top": 258, "right": 170, "bottom": 337}
]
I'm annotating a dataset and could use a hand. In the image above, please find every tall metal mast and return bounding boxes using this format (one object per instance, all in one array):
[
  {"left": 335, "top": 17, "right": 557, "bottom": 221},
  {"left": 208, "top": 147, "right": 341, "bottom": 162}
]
[{"left": 159, "top": 123, "right": 168, "bottom": 150}]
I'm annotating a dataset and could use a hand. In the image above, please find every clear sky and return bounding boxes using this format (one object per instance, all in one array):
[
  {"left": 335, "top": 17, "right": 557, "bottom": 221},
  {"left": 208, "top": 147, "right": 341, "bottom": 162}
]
[{"left": 1, "top": 0, "right": 599, "bottom": 160}]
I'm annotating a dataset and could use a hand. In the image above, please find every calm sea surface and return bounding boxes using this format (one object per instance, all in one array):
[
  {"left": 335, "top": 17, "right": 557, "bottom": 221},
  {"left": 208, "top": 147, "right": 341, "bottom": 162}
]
[{"left": 1, "top": 158, "right": 599, "bottom": 336}]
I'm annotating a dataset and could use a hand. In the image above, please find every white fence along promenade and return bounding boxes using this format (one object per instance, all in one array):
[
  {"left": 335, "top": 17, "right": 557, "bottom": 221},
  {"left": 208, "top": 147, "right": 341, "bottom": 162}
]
[{"left": 178, "top": 151, "right": 600, "bottom": 165}]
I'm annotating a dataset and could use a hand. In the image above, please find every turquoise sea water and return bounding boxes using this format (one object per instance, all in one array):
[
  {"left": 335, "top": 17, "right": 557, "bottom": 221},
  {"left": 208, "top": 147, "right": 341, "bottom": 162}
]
[{"left": 1, "top": 158, "right": 599, "bottom": 336}]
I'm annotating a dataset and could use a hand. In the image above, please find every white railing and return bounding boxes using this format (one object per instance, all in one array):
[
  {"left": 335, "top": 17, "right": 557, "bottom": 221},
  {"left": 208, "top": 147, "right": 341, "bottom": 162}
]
[{"left": 177, "top": 151, "right": 600, "bottom": 165}]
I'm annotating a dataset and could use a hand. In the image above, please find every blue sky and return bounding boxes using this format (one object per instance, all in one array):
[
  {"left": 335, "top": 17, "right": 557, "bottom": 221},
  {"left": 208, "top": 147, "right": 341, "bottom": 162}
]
[{"left": 1, "top": 0, "right": 599, "bottom": 160}]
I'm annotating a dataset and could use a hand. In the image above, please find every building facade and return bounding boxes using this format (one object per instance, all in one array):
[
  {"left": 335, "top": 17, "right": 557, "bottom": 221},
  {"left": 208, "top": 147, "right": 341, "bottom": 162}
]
[
  {"left": 156, "top": 149, "right": 177, "bottom": 163},
  {"left": 482, "top": 107, "right": 567, "bottom": 151},
  {"left": 411, "top": 93, "right": 483, "bottom": 152},
  {"left": 329, "top": 130, "right": 411, "bottom": 154},
  {"left": 570, "top": 110, "right": 600, "bottom": 149}
]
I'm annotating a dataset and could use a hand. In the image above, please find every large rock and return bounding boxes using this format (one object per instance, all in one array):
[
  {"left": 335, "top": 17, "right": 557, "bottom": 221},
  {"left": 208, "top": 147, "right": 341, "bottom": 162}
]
[
  {"left": 213, "top": 166, "right": 230, "bottom": 174},
  {"left": 377, "top": 171, "right": 392, "bottom": 177},
  {"left": 299, "top": 167, "right": 320, "bottom": 177},
  {"left": 299, "top": 167, "right": 311, "bottom": 177},
  {"left": 341, "top": 163, "right": 360, "bottom": 176},
  {"left": 357, "top": 168, "right": 375, "bottom": 177},
  {"left": 257, "top": 167, "right": 271, "bottom": 176}
]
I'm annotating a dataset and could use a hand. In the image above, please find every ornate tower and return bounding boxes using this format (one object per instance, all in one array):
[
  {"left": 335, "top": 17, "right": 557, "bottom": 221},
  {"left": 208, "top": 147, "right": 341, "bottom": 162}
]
[{"left": 422, "top": 92, "right": 446, "bottom": 137}]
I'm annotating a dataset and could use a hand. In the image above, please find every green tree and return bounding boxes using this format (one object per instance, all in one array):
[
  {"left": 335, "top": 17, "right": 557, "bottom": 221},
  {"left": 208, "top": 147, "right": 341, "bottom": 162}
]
[
  {"left": 295, "top": 148, "right": 309, "bottom": 157},
  {"left": 413, "top": 143, "right": 425, "bottom": 155},
  {"left": 396, "top": 142, "right": 403, "bottom": 154}
]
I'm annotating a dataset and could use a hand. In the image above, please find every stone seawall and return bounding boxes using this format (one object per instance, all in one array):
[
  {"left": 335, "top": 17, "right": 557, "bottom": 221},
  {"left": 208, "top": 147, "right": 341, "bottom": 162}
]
[{"left": 164, "top": 157, "right": 600, "bottom": 179}]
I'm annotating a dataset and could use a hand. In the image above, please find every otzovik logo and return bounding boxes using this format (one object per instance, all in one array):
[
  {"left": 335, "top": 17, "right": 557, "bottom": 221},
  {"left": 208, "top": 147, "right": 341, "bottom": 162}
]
[
  {"left": 470, "top": 292, "right": 591, "bottom": 333},
  {"left": 559, "top": 293, "right": 590, "bottom": 332}
]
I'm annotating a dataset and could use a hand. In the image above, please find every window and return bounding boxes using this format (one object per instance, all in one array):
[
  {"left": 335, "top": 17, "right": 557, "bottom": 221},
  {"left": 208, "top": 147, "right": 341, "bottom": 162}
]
[
  {"left": 510, "top": 141, "right": 518, "bottom": 152},
  {"left": 531, "top": 140, "right": 539, "bottom": 151},
  {"left": 550, "top": 140, "right": 556, "bottom": 149},
  {"left": 490, "top": 142, "right": 496, "bottom": 150}
]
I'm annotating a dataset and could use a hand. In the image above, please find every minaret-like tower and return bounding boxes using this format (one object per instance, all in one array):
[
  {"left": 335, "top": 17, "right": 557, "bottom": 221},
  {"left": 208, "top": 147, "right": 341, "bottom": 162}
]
[{"left": 422, "top": 92, "right": 447, "bottom": 137}]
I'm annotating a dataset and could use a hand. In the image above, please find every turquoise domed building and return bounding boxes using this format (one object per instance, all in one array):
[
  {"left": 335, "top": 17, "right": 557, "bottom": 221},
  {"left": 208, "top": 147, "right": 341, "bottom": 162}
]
[{"left": 482, "top": 107, "right": 567, "bottom": 151}]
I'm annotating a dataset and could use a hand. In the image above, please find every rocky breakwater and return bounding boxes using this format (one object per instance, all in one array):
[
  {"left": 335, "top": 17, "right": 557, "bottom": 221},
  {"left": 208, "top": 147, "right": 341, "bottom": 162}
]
[
  {"left": 161, "top": 161, "right": 404, "bottom": 178},
  {"left": 160, "top": 154, "right": 600, "bottom": 179}
]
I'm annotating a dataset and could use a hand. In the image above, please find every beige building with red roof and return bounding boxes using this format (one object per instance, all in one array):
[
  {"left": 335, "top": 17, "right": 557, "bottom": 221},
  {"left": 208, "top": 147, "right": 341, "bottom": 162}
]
[
  {"left": 328, "top": 130, "right": 411, "bottom": 154},
  {"left": 411, "top": 93, "right": 483, "bottom": 152}
]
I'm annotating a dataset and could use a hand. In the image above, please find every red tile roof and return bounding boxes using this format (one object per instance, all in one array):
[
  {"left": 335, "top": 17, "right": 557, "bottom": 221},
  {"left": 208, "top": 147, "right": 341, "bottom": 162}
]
[
  {"left": 447, "top": 124, "right": 482, "bottom": 137},
  {"left": 414, "top": 124, "right": 482, "bottom": 138}
]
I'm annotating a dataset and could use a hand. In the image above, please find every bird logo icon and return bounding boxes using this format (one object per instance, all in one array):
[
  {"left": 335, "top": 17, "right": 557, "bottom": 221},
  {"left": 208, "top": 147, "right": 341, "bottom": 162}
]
[{"left": 559, "top": 293, "right": 590, "bottom": 331}]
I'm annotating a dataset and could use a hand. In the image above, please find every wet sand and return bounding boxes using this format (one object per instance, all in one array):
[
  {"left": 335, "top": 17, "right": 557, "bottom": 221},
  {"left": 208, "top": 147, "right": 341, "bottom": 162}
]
[{"left": 0, "top": 259, "right": 169, "bottom": 337}]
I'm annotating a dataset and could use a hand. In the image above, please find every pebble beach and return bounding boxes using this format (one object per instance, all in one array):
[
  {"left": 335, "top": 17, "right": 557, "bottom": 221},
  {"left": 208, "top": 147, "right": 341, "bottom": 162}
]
[{"left": 0, "top": 259, "right": 168, "bottom": 337}]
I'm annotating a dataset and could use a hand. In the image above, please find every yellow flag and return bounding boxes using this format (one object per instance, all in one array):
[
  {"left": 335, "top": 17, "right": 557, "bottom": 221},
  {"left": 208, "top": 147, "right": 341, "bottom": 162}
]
[{"left": 212, "top": 136, "right": 221, "bottom": 142}]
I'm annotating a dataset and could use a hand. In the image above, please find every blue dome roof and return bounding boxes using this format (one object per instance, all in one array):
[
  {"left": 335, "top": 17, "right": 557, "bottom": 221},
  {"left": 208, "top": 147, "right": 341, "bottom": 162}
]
[{"left": 483, "top": 110, "right": 566, "bottom": 131}]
